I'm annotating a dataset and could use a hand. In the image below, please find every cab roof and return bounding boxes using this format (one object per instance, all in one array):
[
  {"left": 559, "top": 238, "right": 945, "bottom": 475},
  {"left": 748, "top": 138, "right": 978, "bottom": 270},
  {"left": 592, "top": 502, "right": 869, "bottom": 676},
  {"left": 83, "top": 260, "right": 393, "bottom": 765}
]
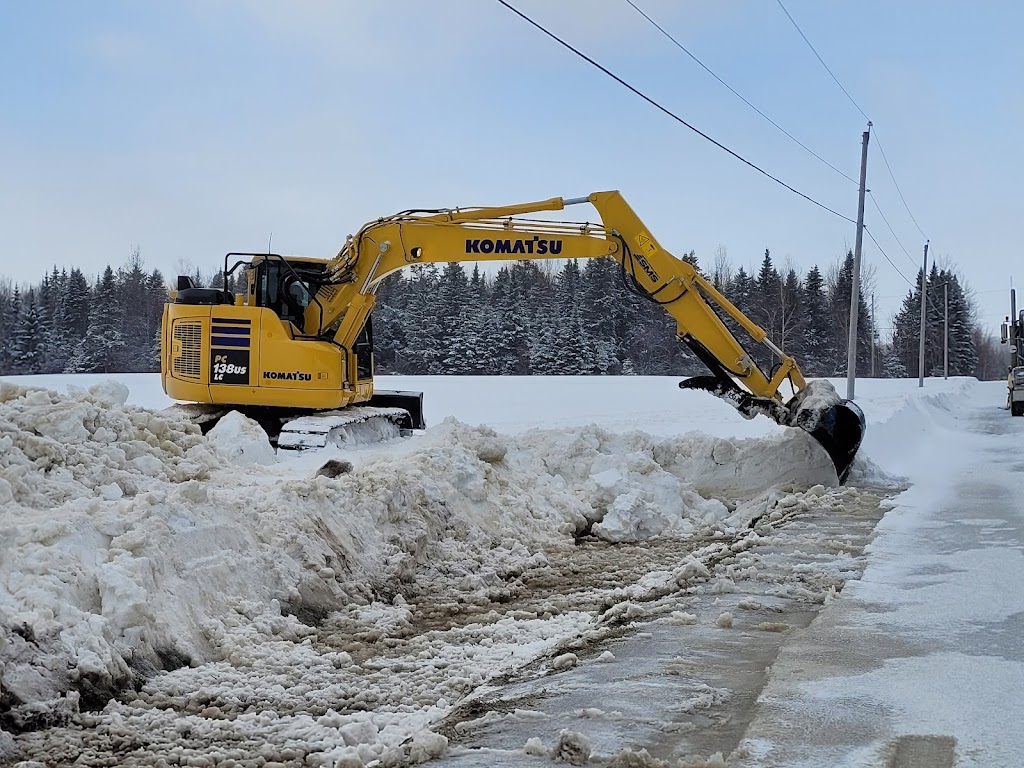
[{"left": 247, "top": 254, "right": 328, "bottom": 266}]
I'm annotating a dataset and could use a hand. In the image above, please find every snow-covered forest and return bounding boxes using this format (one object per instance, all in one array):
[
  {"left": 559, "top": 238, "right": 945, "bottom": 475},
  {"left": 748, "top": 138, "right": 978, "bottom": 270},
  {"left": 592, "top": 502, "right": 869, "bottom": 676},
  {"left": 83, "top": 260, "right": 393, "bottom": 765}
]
[{"left": 0, "top": 248, "right": 1001, "bottom": 379}]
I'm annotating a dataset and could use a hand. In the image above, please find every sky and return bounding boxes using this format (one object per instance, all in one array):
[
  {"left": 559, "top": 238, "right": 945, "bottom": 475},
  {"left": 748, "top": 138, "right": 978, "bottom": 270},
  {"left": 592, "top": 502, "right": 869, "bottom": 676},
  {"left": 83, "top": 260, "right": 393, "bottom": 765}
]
[{"left": 1, "top": 0, "right": 1022, "bottom": 338}]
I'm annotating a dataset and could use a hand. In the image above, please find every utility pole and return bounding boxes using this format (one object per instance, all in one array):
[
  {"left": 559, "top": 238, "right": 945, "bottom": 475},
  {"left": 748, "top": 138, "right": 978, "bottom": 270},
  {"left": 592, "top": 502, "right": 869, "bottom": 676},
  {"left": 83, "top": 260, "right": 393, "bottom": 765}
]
[
  {"left": 846, "top": 123, "right": 870, "bottom": 400},
  {"left": 918, "top": 240, "right": 929, "bottom": 387},
  {"left": 870, "top": 293, "right": 876, "bottom": 377},
  {"left": 1011, "top": 288, "right": 1020, "bottom": 368},
  {"left": 944, "top": 282, "right": 949, "bottom": 379}
]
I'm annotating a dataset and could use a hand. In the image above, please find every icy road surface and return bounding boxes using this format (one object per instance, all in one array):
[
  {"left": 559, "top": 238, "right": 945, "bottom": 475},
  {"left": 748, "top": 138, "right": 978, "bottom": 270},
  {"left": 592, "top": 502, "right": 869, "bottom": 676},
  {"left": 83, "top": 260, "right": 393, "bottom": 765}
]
[{"left": 1, "top": 374, "right": 1014, "bottom": 767}]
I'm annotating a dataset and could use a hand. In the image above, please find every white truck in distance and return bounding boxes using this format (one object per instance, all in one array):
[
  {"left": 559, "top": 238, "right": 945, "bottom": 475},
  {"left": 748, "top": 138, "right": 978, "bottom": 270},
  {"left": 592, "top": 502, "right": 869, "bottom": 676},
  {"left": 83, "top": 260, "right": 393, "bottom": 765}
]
[
  {"left": 1001, "top": 297, "right": 1024, "bottom": 416},
  {"left": 1009, "top": 366, "right": 1024, "bottom": 416}
]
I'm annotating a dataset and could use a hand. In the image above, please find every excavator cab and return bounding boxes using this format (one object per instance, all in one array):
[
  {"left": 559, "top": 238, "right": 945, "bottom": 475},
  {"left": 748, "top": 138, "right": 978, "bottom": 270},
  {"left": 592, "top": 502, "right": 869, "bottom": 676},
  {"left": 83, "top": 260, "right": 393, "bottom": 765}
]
[{"left": 244, "top": 256, "right": 327, "bottom": 335}]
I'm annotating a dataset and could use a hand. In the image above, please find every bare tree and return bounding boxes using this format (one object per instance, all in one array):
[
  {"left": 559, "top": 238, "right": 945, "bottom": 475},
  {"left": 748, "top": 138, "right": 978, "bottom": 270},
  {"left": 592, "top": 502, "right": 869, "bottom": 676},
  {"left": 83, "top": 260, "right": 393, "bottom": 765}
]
[
  {"left": 825, "top": 255, "right": 877, "bottom": 301},
  {"left": 972, "top": 328, "right": 1004, "bottom": 381},
  {"left": 712, "top": 244, "right": 732, "bottom": 291},
  {"left": 777, "top": 257, "right": 802, "bottom": 355}
]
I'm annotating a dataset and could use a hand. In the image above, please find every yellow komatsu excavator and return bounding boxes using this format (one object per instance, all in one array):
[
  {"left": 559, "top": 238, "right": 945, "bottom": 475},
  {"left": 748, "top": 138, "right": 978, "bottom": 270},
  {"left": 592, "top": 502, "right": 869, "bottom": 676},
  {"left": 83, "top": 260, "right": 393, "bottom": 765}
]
[{"left": 161, "top": 191, "right": 865, "bottom": 481}]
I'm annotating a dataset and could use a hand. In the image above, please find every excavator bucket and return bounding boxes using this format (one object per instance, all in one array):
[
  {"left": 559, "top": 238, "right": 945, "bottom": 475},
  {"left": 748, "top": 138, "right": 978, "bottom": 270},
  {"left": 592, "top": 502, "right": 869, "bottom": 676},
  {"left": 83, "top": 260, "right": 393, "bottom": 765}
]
[
  {"left": 680, "top": 376, "right": 866, "bottom": 484},
  {"left": 803, "top": 400, "right": 865, "bottom": 484}
]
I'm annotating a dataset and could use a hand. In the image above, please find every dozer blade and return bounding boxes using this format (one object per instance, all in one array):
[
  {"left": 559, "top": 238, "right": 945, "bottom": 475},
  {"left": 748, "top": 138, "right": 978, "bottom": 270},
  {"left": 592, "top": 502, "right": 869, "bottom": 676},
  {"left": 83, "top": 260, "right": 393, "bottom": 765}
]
[{"left": 803, "top": 400, "right": 865, "bottom": 484}]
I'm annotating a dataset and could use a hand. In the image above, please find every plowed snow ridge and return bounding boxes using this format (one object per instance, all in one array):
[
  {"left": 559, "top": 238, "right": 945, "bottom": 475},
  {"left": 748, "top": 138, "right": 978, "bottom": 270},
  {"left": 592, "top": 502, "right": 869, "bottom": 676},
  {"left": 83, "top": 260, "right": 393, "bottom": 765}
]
[{"left": 0, "top": 374, "right": 973, "bottom": 766}]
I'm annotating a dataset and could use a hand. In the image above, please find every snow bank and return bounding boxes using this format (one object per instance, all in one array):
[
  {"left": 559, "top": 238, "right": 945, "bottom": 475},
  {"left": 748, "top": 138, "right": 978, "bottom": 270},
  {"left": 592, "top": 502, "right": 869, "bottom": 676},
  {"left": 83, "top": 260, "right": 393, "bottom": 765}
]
[
  {"left": 3, "top": 373, "right": 173, "bottom": 411},
  {"left": 0, "top": 372, "right": 990, "bottom": 764},
  {"left": 0, "top": 382, "right": 846, "bottom": 720},
  {"left": 4, "top": 371, "right": 964, "bottom": 724}
]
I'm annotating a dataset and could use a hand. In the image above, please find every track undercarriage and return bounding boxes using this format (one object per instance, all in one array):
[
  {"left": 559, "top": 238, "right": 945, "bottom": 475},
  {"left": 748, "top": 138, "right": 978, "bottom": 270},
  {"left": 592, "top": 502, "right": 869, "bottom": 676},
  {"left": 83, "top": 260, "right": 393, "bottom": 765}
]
[{"left": 165, "top": 390, "right": 424, "bottom": 453}]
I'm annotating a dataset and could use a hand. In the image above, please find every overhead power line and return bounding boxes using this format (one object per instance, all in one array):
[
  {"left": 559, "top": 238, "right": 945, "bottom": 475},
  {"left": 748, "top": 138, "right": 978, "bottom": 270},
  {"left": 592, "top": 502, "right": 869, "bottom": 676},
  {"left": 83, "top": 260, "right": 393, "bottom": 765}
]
[
  {"left": 868, "top": 237, "right": 951, "bottom": 322},
  {"left": 866, "top": 227, "right": 948, "bottom": 324},
  {"left": 495, "top": 0, "right": 856, "bottom": 225},
  {"left": 871, "top": 133, "right": 929, "bottom": 240},
  {"left": 774, "top": 0, "right": 928, "bottom": 240},
  {"left": 623, "top": 0, "right": 857, "bottom": 186},
  {"left": 864, "top": 228, "right": 913, "bottom": 290},
  {"left": 868, "top": 192, "right": 918, "bottom": 271},
  {"left": 774, "top": 0, "right": 869, "bottom": 121}
]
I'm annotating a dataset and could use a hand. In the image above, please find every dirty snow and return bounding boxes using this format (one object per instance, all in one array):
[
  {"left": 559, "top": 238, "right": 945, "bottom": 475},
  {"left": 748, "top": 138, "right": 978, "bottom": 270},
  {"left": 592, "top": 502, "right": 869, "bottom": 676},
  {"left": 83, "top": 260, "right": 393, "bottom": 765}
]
[{"left": 0, "top": 373, "right": 984, "bottom": 766}]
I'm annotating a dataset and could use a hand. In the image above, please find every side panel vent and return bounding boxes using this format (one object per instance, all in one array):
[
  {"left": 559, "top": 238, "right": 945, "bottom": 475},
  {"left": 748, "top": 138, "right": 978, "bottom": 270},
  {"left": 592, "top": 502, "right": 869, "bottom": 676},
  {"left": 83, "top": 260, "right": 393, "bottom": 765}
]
[{"left": 172, "top": 321, "right": 203, "bottom": 381}]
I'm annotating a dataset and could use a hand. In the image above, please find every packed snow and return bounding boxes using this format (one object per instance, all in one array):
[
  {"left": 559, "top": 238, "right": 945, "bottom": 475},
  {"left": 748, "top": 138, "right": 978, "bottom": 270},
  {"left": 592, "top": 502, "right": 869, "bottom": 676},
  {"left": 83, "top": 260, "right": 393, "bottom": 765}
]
[{"left": 0, "top": 372, "right": 990, "bottom": 766}]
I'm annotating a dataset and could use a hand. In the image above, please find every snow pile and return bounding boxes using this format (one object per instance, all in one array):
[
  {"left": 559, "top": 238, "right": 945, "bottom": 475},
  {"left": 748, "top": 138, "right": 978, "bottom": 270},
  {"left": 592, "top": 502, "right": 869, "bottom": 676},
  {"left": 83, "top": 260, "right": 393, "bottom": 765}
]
[
  {"left": 0, "top": 392, "right": 579, "bottom": 718},
  {"left": 206, "top": 411, "right": 277, "bottom": 466},
  {"left": 787, "top": 379, "right": 843, "bottom": 431},
  {"left": 0, "top": 379, "right": 213, "bottom": 506},
  {"left": 511, "top": 421, "right": 838, "bottom": 530},
  {"left": 0, "top": 382, "right": 221, "bottom": 713},
  {"left": 0, "top": 383, "right": 843, "bottom": 730},
  {"left": 553, "top": 729, "right": 592, "bottom": 764}
]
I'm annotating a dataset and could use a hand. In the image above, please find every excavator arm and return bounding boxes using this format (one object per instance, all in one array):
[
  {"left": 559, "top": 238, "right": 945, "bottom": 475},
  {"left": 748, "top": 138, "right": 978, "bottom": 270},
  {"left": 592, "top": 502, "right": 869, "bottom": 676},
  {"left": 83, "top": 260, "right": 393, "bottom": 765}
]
[{"left": 303, "top": 190, "right": 865, "bottom": 481}]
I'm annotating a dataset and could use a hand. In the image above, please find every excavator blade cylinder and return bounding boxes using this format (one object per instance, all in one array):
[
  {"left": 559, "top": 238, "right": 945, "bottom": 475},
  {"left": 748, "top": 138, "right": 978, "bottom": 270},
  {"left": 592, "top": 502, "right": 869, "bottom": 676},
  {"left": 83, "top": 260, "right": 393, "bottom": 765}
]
[{"left": 805, "top": 400, "right": 865, "bottom": 484}]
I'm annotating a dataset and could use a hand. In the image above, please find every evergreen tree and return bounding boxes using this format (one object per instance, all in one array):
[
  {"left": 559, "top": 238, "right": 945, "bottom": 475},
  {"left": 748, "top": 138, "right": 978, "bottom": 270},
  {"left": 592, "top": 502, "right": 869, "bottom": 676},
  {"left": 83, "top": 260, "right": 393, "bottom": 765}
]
[
  {"left": 729, "top": 267, "right": 753, "bottom": 315},
  {"left": 117, "top": 249, "right": 153, "bottom": 372},
  {"left": 61, "top": 268, "right": 92, "bottom": 341},
  {"left": 398, "top": 264, "right": 444, "bottom": 372},
  {"left": 801, "top": 265, "right": 832, "bottom": 376},
  {"left": 828, "top": 251, "right": 873, "bottom": 376},
  {"left": 0, "top": 280, "right": 15, "bottom": 374},
  {"left": 528, "top": 316, "right": 565, "bottom": 375},
  {"left": 751, "top": 249, "right": 782, "bottom": 372},
  {"left": 4, "top": 287, "right": 24, "bottom": 374},
  {"left": 437, "top": 262, "right": 473, "bottom": 374},
  {"left": 580, "top": 256, "right": 637, "bottom": 374},
  {"left": 372, "top": 272, "right": 410, "bottom": 373},
  {"left": 890, "top": 282, "right": 922, "bottom": 378},
  {"left": 146, "top": 269, "right": 169, "bottom": 371},
  {"left": 920, "top": 268, "right": 976, "bottom": 376},
  {"left": 752, "top": 250, "right": 781, "bottom": 331},
  {"left": 38, "top": 268, "right": 72, "bottom": 372},
  {"left": 461, "top": 265, "right": 500, "bottom": 374},
  {"left": 65, "top": 266, "right": 126, "bottom": 373},
  {"left": 11, "top": 289, "right": 48, "bottom": 374},
  {"left": 880, "top": 341, "right": 907, "bottom": 378},
  {"left": 505, "top": 261, "right": 552, "bottom": 374},
  {"left": 39, "top": 269, "right": 61, "bottom": 333},
  {"left": 552, "top": 260, "right": 594, "bottom": 374},
  {"left": 715, "top": 266, "right": 754, "bottom": 367},
  {"left": 890, "top": 267, "right": 977, "bottom": 378},
  {"left": 923, "top": 264, "right": 945, "bottom": 375},
  {"left": 935, "top": 270, "right": 976, "bottom": 375},
  {"left": 488, "top": 266, "right": 528, "bottom": 374},
  {"left": 779, "top": 268, "right": 804, "bottom": 360}
]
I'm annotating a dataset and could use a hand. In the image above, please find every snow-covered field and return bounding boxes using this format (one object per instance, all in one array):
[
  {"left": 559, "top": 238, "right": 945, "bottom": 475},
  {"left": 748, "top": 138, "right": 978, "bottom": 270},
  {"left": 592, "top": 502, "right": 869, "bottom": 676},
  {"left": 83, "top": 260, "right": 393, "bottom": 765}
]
[{"left": 0, "top": 373, "right": 1003, "bottom": 766}]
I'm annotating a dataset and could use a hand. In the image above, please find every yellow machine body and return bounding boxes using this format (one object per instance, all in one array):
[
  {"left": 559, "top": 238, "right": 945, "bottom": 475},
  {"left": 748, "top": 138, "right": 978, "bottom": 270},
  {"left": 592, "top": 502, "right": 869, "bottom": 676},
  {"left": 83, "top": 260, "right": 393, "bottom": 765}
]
[
  {"left": 162, "top": 255, "right": 374, "bottom": 412},
  {"left": 161, "top": 305, "right": 373, "bottom": 411}
]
